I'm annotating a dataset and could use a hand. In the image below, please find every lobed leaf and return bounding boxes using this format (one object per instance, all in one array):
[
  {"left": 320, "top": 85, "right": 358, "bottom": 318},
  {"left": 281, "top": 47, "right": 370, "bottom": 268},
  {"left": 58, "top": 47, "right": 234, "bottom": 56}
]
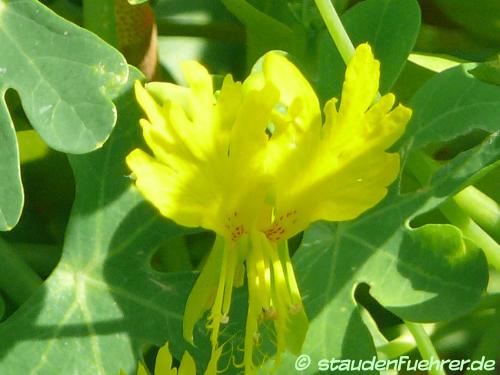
[
  {"left": 0, "top": 68, "right": 200, "bottom": 375},
  {"left": 0, "top": 0, "right": 128, "bottom": 231}
]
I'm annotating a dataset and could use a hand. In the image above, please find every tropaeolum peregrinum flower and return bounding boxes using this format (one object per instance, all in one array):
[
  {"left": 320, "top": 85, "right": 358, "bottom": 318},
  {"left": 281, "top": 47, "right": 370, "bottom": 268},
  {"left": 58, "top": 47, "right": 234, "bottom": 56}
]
[{"left": 126, "top": 43, "right": 411, "bottom": 374}]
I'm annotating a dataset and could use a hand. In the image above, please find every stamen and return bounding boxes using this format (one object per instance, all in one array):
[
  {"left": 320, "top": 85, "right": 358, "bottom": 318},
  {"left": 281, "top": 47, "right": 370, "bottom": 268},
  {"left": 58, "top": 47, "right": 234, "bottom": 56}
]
[
  {"left": 208, "top": 242, "right": 229, "bottom": 348},
  {"left": 277, "top": 240, "right": 303, "bottom": 307},
  {"left": 226, "top": 212, "right": 247, "bottom": 242},
  {"left": 244, "top": 256, "right": 263, "bottom": 373},
  {"left": 264, "top": 308, "right": 278, "bottom": 320},
  {"left": 250, "top": 232, "right": 272, "bottom": 310}
]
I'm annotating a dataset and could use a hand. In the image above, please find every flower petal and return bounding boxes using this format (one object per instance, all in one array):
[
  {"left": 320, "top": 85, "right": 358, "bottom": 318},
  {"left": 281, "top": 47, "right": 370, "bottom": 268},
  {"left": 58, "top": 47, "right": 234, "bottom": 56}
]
[
  {"left": 126, "top": 149, "right": 220, "bottom": 230},
  {"left": 266, "top": 44, "right": 410, "bottom": 236},
  {"left": 178, "top": 352, "right": 197, "bottom": 375},
  {"left": 338, "top": 43, "right": 380, "bottom": 121},
  {"left": 262, "top": 52, "right": 320, "bottom": 129},
  {"left": 154, "top": 342, "right": 175, "bottom": 375},
  {"left": 183, "top": 236, "right": 225, "bottom": 344}
]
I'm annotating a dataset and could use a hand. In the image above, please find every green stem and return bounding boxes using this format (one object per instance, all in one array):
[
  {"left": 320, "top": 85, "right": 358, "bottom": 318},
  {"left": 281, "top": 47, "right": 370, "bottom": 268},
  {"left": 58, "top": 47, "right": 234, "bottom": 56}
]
[
  {"left": 0, "top": 237, "right": 42, "bottom": 305},
  {"left": 314, "top": 0, "right": 355, "bottom": 65},
  {"left": 440, "top": 200, "right": 500, "bottom": 270},
  {"left": 377, "top": 337, "right": 416, "bottom": 359},
  {"left": 453, "top": 187, "right": 500, "bottom": 241},
  {"left": 405, "top": 150, "right": 437, "bottom": 184},
  {"left": 464, "top": 309, "right": 500, "bottom": 375},
  {"left": 405, "top": 322, "right": 446, "bottom": 375},
  {"left": 83, "top": 0, "right": 118, "bottom": 47},
  {"left": 13, "top": 243, "right": 61, "bottom": 278},
  {"left": 406, "top": 151, "right": 500, "bottom": 270},
  {"left": 475, "top": 293, "right": 500, "bottom": 312}
]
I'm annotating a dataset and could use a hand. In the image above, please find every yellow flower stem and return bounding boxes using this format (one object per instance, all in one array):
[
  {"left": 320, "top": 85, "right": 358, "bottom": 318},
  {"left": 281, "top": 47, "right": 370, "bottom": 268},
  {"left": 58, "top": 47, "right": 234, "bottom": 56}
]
[
  {"left": 404, "top": 322, "right": 446, "bottom": 375},
  {"left": 313, "top": 0, "right": 355, "bottom": 65}
]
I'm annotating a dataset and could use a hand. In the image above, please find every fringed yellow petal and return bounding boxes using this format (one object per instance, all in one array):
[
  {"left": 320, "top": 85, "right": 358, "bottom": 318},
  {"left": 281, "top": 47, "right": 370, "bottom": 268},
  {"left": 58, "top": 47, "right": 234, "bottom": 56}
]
[
  {"left": 181, "top": 60, "right": 213, "bottom": 126},
  {"left": 364, "top": 93, "right": 412, "bottom": 150},
  {"left": 137, "top": 363, "right": 149, "bottom": 375},
  {"left": 135, "top": 81, "right": 167, "bottom": 131},
  {"left": 204, "top": 346, "right": 223, "bottom": 375},
  {"left": 339, "top": 43, "right": 380, "bottom": 119},
  {"left": 215, "top": 74, "right": 242, "bottom": 132},
  {"left": 178, "top": 352, "right": 196, "bottom": 375},
  {"left": 155, "top": 342, "right": 174, "bottom": 375},
  {"left": 262, "top": 52, "right": 320, "bottom": 130},
  {"left": 126, "top": 149, "right": 218, "bottom": 230},
  {"left": 268, "top": 44, "right": 410, "bottom": 235},
  {"left": 146, "top": 82, "right": 192, "bottom": 117},
  {"left": 229, "top": 82, "right": 279, "bottom": 161},
  {"left": 183, "top": 236, "right": 225, "bottom": 344},
  {"left": 306, "top": 152, "right": 400, "bottom": 222}
]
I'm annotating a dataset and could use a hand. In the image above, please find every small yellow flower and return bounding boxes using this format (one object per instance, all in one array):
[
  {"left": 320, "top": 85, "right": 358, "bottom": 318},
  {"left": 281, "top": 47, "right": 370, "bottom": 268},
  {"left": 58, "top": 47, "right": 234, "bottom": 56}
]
[
  {"left": 120, "top": 342, "right": 198, "bottom": 375},
  {"left": 126, "top": 43, "right": 411, "bottom": 374}
]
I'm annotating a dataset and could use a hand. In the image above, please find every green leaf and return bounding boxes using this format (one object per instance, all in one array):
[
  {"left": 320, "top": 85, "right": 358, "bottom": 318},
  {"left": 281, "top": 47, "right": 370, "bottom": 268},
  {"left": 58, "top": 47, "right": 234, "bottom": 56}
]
[
  {"left": 317, "top": 0, "right": 421, "bottom": 102},
  {"left": 0, "top": 0, "right": 128, "bottom": 231},
  {"left": 391, "top": 53, "right": 464, "bottom": 104},
  {"left": 0, "top": 292, "right": 4, "bottom": 321},
  {"left": 408, "top": 52, "right": 464, "bottom": 73},
  {"left": 0, "top": 68, "right": 198, "bottom": 374},
  {"left": 127, "top": 0, "right": 148, "bottom": 4},
  {"left": 432, "top": 0, "right": 500, "bottom": 43},
  {"left": 470, "top": 55, "right": 500, "bottom": 87},
  {"left": 403, "top": 65, "right": 500, "bottom": 150},
  {"left": 220, "top": 0, "right": 304, "bottom": 69}
]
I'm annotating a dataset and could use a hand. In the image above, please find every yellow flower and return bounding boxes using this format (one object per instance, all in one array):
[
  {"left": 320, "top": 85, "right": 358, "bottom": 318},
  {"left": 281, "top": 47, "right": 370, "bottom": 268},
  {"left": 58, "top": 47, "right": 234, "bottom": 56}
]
[
  {"left": 120, "top": 341, "right": 199, "bottom": 375},
  {"left": 126, "top": 43, "right": 411, "bottom": 374}
]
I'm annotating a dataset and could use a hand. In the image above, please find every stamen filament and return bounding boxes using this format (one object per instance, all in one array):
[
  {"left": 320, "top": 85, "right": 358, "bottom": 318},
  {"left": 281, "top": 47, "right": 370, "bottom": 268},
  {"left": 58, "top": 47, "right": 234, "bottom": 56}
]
[
  {"left": 209, "top": 240, "right": 229, "bottom": 347},
  {"left": 244, "top": 257, "right": 262, "bottom": 373},
  {"left": 251, "top": 231, "right": 272, "bottom": 310},
  {"left": 266, "top": 239, "right": 292, "bottom": 308},
  {"left": 221, "top": 242, "right": 239, "bottom": 316},
  {"left": 277, "top": 240, "right": 303, "bottom": 307}
]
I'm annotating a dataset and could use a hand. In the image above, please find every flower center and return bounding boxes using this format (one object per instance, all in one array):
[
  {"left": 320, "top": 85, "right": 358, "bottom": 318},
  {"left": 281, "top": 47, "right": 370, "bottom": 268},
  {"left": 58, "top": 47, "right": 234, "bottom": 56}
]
[
  {"left": 265, "top": 209, "right": 297, "bottom": 241},
  {"left": 225, "top": 211, "right": 246, "bottom": 242}
]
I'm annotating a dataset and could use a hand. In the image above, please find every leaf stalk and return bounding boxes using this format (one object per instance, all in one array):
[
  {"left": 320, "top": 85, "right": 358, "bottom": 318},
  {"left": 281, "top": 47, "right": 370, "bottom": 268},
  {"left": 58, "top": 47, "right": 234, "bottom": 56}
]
[
  {"left": 314, "top": 0, "right": 355, "bottom": 66},
  {"left": 0, "top": 237, "right": 42, "bottom": 305},
  {"left": 405, "top": 322, "right": 447, "bottom": 375}
]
